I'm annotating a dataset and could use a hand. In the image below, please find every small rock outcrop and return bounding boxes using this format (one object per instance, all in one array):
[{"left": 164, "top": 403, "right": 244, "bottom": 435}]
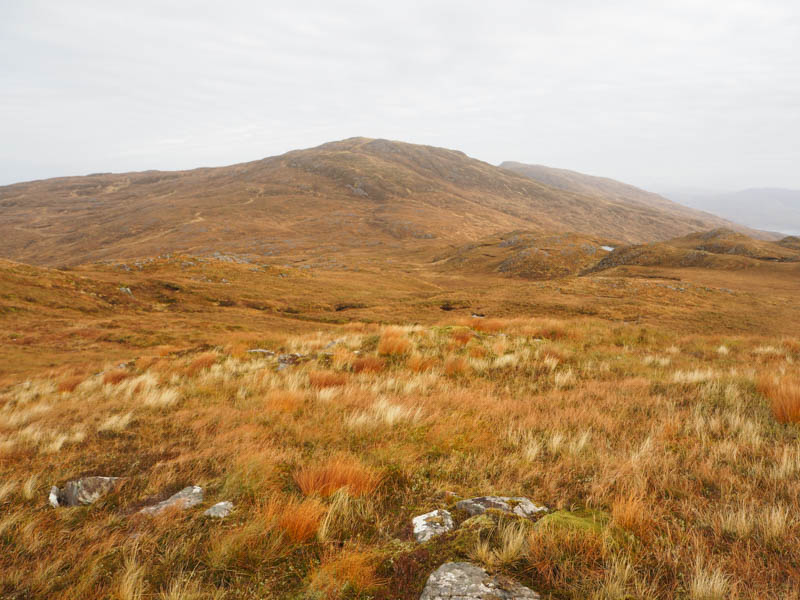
[
  {"left": 412, "top": 509, "right": 454, "bottom": 542},
  {"left": 139, "top": 486, "right": 203, "bottom": 516},
  {"left": 277, "top": 353, "right": 306, "bottom": 370},
  {"left": 420, "top": 562, "right": 539, "bottom": 600},
  {"left": 49, "top": 476, "right": 122, "bottom": 507},
  {"left": 247, "top": 349, "right": 275, "bottom": 356},
  {"left": 204, "top": 501, "right": 233, "bottom": 518},
  {"left": 455, "top": 496, "right": 546, "bottom": 519}
]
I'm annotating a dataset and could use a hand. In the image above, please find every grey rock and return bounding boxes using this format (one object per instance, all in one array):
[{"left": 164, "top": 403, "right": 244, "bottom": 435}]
[
  {"left": 420, "top": 562, "right": 539, "bottom": 600},
  {"left": 247, "top": 349, "right": 275, "bottom": 356},
  {"left": 49, "top": 476, "right": 122, "bottom": 507},
  {"left": 277, "top": 353, "right": 305, "bottom": 368},
  {"left": 204, "top": 501, "right": 233, "bottom": 518},
  {"left": 119, "top": 287, "right": 133, "bottom": 296},
  {"left": 455, "top": 496, "right": 546, "bottom": 519},
  {"left": 139, "top": 485, "right": 203, "bottom": 516},
  {"left": 412, "top": 509, "right": 454, "bottom": 542}
]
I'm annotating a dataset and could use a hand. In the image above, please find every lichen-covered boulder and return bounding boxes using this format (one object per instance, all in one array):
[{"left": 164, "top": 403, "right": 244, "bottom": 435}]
[
  {"left": 455, "top": 496, "right": 546, "bottom": 519},
  {"left": 419, "top": 562, "right": 539, "bottom": 600},
  {"left": 139, "top": 485, "right": 203, "bottom": 515},
  {"left": 412, "top": 509, "right": 454, "bottom": 542},
  {"left": 204, "top": 501, "right": 233, "bottom": 518},
  {"left": 49, "top": 476, "right": 122, "bottom": 507}
]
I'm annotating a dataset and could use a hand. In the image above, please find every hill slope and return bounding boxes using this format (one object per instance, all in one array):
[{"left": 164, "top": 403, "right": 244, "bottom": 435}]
[
  {"left": 663, "top": 187, "right": 800, "bottom": 235},
  {"left": 500, "top": 161, "right": 771, "bottom": 240},
  {"left": 0, "top": 138, "right": 759, "bottom": 266},
  {"left": 584, "top": 228, "right": 800, "bottom": 274},
  {"left": 434, "top": 231, "right": 619, "bottom": 280}
]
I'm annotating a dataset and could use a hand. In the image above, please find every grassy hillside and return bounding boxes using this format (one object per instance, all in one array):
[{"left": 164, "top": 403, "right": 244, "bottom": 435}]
[
  {"left": 433, "top": 231, "right": 619, "bottom": 280},
  {"left": 2, "top": 316, "right": 799, "bottom": 599},
  {"left": 0, "top": 138, "right": 760, "bottom": 267},
  {"left": 500, "top": 162, "right": 773, "bottom": 240},
  {"left": 585, "top": 229, "right": 800, "bottom": 275}
]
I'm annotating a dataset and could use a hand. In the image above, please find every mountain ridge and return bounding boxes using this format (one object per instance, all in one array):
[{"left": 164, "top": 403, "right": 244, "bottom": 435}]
[{"left": 0, "top": 137, "right": 767, "bottom": 266}]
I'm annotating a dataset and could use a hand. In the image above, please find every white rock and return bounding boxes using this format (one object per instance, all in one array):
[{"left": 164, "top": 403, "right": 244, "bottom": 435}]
[
  {"left": 49, "top": 476, "right": 123, "bottom": 507},
  {"left": 455, "top": 496, "right": 546, "bottom": 519},
  {"left": 420, "top": 562, "right": 540, "bottom": 600},
  {"left": 204, "top": 501, "right": 233, "bottom": 518},
  {"left": 412, "top": 509, "right": 454, "bottom": 542},
  {"left": 49, "top": 486, "right": 60, "bottom": 508},
  {"left": 140, "top": 485, "right": 203, "bottom": 516}
]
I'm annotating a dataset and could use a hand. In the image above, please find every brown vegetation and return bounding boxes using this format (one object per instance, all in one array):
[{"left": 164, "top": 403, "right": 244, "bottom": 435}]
[
  {"left": 759, "top": 375, "right": 800, "bottom": 424},
  {"left": 294, "top": 456, "right": 381, "bottom": 498}
]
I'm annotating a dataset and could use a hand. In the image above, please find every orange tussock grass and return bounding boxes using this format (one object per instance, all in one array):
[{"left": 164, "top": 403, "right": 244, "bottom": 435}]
[
  {"left": 469, "top": 317, "right": 506, "bottom": 333},
  {"left": 758, "top": 375, "right": 800, "bottom": 424},
  {"left": 102, "top": 370, "right": 131, "bottom": 385},
  {"left": 352, "top": 356, "right": 385, "bottom": 374},
  {"left": 407, "top": 353, "right": 436, "bottom": 372},
  {"left": 309, "top": 549, "right": 379, "bottom": 598},
  {"left": 526, "top": 526, "right": 607, "bottom": 589},
  {"left": 377, "top": 327, "right": 412, "bottom": 356},
  {"left": 540, "top": 346, "right": 567, "bottom": 363},
  {"left": 309, "top": 370, "right": 349, "bottom": 388},
  {"left": 57, "top": 375, "right": 84, "bottom": 393},
  {"left": 444, "top": 356, "right": 468, "bottom": 376},
  {"left": 184, "top": 352, "right": 218, "bottom": 376},
  {"left": 781, "top": 338, "right": 800, "bottom": 354},
  {"left": 469, "top": 345, "right": 488, "bottom": 358},
  {"left": 611, "top": 494, "right": 650, "bottom": 538},
  {"left": 450, "top": 329, "right": 474, "bottom": 346},
  {"left": 294, "top": 456, "right": 380, "bottom": 497},
  {"left": 135, "top": 356, "right": 159, "bottom": 371},
  {"left": 278, "top": 498, "right": 326, "bottom": 542},
  {"left": 265, "top": 389, "right": 304, "bottom": 412}
]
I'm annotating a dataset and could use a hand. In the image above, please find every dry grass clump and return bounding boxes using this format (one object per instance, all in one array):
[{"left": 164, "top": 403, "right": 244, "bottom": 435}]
[
  {"left": 377, "top": 327, "right": 412, "bottom": 356},
  {"left": 611, "top": 493, "right": 650, "bottom": 538},
  {"left": 294, "top": 456, "right": 381, "bottom": 497},
  {"left": 450, "top": 328, "right": 474, "bottom": 346},
  {"left": 278, "top": 498, "right": 326, "bottom": 542},
  {"left": 689, "top": 559, "right": 730, "bottom": 600},
  {"left": 103, "top": 369, "right": 132, "bottom": 385},
  {"left": 469, "top": 317, "right": 506, "bottom": 333},
  {"left": 526, "top": 524, "right": 607, "bottom": 589},
  {"left": 470, "top": 521, "right": 528, "bottom": 568},
  {"left": 57, "top": 375, "right": 84, "bottom": 393},
  {"left": 309, "top": 370, "right": 349, "bottom": 388},
  {"left": 352, "top": 356, "right": 385, "bottom": 374},
  {"left": 407, "top": 353, "right": 437, "bottom": 372},
  {"left": 308, "top": 548, "right": 379, "bottom": 598},
  {"left": 758, "top": 374, "right": 800, "bottom": 423},
  {"left": 265, "top": 389, "right": 304, "bottom": 412},
  {"left": 97, "top": 412, "right": 134, "bottom": 433},
  {"left": 183, "top": 352, "right": 218, "bottom": 376},
  {"left": 443, "top": 356, "right": 468, "bottom": 376}
]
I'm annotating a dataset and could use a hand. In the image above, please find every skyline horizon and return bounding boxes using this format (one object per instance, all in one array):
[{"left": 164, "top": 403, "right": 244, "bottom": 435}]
[
  {"left": 1, "top": 133, "right": 799, "bottom": 196},
  {"left": 3, "top": 1, "right": 799, "bottom": 192}
]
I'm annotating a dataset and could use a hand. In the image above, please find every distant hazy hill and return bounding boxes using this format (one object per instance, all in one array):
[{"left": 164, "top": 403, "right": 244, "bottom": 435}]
[
  {"left": 661, "top": 188, "right": 800, "bottom": 236},
  {"left": 0, "top": 138, "right": 764, "bottom": 266},
  {"left": 499, "top": 161, "right": 772, "bottom": 240}
]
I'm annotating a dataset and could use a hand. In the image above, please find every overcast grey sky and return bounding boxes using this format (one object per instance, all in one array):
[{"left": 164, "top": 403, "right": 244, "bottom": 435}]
[{"left": 1, "top": 0, "right": 798, "bottom": 190}]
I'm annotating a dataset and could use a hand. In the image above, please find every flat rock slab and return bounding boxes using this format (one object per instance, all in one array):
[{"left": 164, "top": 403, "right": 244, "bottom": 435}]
[
  {"left": 412, "top": 509, "right": 454, "bottom": 542},
  {"left": 420, "top": 562, "right": 539, "bottom": 600},
  {"left": 140, "top": 486, "right": 203, "bottom": 516},
  {"left": 49, "top": 476, "right": 122, "bottom": 507},
  {"left": 455, "top": 497, "right": 546, "bottom": 519},
  {"left": 204, "top": 501, "right": 233, "bottom": 518}
]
